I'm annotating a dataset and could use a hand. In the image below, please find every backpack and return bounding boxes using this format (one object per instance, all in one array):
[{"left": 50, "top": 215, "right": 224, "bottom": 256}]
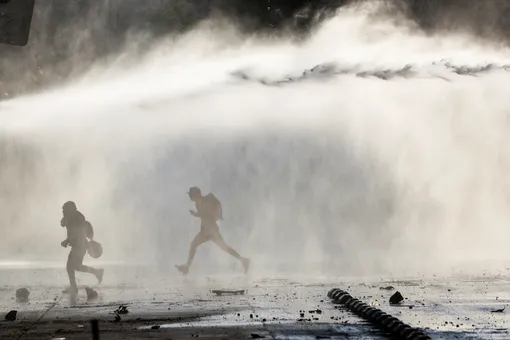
[
  {"left": 205, "top": 194, "right": 223, "bottom": 221},
  {"left": 84, "top": 221, "right": 94, "bottom": 239}
]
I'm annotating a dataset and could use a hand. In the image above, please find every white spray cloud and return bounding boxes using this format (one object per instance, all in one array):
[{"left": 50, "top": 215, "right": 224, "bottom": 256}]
[{"left": 1, "top": 3, "right": 510, "bottom": 279}]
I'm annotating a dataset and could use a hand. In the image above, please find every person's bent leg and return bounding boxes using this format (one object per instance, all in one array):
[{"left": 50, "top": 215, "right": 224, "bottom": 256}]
[
  {"left": 75, "top": 264, "right": 104, "bottom": 284},
  {"left": 212, "top": 232, "right": 242, "bottom": 259},
  {"left": 212, "top": 232, "right": 251, "bottom": 273},
  {"left": 73, "top": 247, "right": 104, "bottom": 284}
]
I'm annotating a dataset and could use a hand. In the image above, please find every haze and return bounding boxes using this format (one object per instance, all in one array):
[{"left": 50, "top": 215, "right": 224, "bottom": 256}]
[{"left": 1, "top": 1, "right": 510, "bottom": 280}]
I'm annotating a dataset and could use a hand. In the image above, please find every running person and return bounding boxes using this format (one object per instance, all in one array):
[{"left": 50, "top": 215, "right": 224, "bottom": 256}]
[
  {"left": 176, "top": 187, "right": 250, "bottom": 275},
  {"left": 60, "top": 201, "right": 104, "bottom": 295}
]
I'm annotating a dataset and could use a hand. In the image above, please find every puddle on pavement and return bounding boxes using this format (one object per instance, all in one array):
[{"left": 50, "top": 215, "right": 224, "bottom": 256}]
[
  {"left": 139, "top": 310, "right": 297, "bottom": 330},
  {"left": 139, "top": 318, "right": 296, "bottom": 330}
]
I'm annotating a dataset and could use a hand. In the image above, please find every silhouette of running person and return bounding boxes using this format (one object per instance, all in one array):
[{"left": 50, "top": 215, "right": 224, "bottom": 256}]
[
  {"left": 60, "top": 201, "right": 104, "bottom": 295},
  {"left": 176, "top": 187, "right": 250, "bottom": 275}
]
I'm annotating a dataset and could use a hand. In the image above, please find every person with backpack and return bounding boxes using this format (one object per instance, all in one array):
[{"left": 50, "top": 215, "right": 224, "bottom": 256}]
[
  {"left": 175, "top": 187, "right": 250, "bottom": 275},
  {"left": 60, "top": 201, "right": 104, "bottom": 295}
]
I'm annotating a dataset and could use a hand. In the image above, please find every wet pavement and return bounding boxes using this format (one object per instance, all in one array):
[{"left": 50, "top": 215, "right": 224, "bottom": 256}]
[{"left": 0, "top": 264, "right": 509, "bottom": 339}]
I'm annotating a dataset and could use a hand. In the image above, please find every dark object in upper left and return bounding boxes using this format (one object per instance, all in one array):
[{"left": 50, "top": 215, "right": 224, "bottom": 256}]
[{"left": 0, "top": 0, "right": 35, "bottom": 46}]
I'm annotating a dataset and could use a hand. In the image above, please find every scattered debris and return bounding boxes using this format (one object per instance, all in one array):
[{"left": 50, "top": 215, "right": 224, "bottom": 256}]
[
  {"left": 112, "top": 305, "right": 128, "bottom": 323},
  {"left": 380, "top": 286, "right": 395, "bottom": 291},
  {"left": 211, "top": 289, "right": 245, "bottom": 296},
  {"left": 389, "top": 291, "right": 404, "bottom": 305},
  {"left": 15, "top": 288, "right": 30, "bottom": 302},
  {"left": 5, "top": 310, "right": 17, "bottom": 321},
  {"left": 85, "top": 287, "right": 98, "bottom": 301},
  {"left": 491, "top": 307, "right": 505, "bottom": 313},
  {"left": 114, "top": 305, "right": 129, "bottom": 315}
]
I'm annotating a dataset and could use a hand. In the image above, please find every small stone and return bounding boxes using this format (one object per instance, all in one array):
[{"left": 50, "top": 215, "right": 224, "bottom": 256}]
[
  {"left": 389, "top": 291, "right": 404, "bottom": 305},
  {"left": 5, "top": 310, "right": 17, "bottom": 321},
  {"left": 115, "top": 305, "right": 129, "bottom": 315},
  {"left": 15, "top": 288, "right": 30, "bottom": 302}
]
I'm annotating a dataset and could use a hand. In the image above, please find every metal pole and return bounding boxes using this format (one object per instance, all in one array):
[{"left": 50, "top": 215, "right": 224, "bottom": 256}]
[{"left": 91, "top": 319, "right": 100, "bottom": 340}]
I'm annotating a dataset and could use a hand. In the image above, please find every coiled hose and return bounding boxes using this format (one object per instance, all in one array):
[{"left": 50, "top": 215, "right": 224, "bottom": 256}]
[{"left": 328, "top": 288, "right": 432, "bottom": 340}]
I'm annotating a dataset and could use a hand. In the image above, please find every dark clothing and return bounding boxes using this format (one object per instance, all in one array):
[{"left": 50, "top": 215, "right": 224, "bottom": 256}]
[{"left": 61, "top": 210, "right": 88, "bottom": 248}]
